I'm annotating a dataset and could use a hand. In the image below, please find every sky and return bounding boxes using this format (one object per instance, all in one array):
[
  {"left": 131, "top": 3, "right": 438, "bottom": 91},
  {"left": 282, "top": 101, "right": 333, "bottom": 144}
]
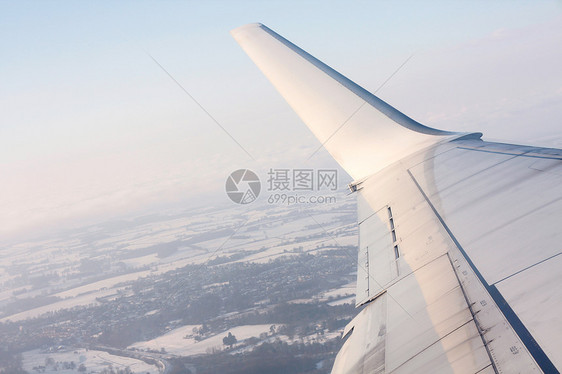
[{"left": 1, "top": 1, "right": 561, "bottom": 240}]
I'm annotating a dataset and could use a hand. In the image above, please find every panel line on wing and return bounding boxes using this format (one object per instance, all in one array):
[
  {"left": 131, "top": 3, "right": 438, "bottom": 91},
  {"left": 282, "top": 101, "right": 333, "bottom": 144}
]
[
  {"left": 422, "top": 150, "right": 523, "bottom": 198},
  {"left": 446, "top": 252, "right": 500, "bottom": 373},
  {"left": 467, "top": 194, "right": 562, "bottom": 254},
  {"left": 493, "top": 252, "right": 562, "bottom": 285},
  {"left": 406, "top": 168, "right": 559, "bottom": 374},
  {"left": 388, "top": 318, "right": 477, "bottom": 373},
  {"left": 457, "top": 146, "right": 562, "bottom": 160}
]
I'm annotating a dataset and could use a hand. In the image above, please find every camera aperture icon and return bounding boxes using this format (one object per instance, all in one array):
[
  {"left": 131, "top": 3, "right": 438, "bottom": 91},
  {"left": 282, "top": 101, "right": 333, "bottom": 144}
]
[{"left": 225, "top": 169, "right": 261, "bottom": 204}]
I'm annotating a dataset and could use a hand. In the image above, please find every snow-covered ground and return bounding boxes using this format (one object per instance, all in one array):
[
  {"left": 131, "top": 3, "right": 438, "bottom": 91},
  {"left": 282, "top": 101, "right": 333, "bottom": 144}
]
[
  {"left": 0, "top": 288, "right": 124, "bottom": 323},
  {"left": 328, "top": 296, "right": 355, "bottom": 306},
  {"left": 22, "top": 348, "right": 159, "bottom": 374},
  {"left": 1, "top": 196, "right": 358, "bottom": 357},
  {"left": 130, "top": 324, "right": 273, "bottom": 356},
  {"left": 269, "top": 330, "right": 343, "bottom": 345},
  {"left": 322, "top": 283, "right": 356, "bottom": 300}
]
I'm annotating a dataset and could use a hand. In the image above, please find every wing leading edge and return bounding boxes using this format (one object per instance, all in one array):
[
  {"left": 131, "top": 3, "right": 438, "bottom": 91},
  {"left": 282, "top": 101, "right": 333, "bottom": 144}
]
[{"left": 232, "top": 23, "right": 561, "bottom": 373}]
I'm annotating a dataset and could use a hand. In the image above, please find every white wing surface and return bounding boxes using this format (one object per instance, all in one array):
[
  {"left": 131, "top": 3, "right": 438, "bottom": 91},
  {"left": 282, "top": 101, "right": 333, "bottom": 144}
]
[{"left": 232, "top": 23, "right": 561, "bottom": 374}]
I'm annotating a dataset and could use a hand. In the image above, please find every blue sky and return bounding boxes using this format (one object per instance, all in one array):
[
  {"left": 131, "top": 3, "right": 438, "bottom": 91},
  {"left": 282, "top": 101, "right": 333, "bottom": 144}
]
[{"left": 1, "top": 1, "right": 561, "bottom": 239}]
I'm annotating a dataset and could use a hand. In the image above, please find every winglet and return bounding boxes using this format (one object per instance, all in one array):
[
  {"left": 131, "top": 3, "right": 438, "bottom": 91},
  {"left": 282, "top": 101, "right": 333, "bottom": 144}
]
[{"left": 231, "top": 23, "right": 481, "bottom": 179}]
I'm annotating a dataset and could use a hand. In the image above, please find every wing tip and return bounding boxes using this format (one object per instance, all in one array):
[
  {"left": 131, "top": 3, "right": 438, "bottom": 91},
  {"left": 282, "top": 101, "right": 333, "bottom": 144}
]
[{"left": 230, "top": 22, "right": 265, "bottom": 37}]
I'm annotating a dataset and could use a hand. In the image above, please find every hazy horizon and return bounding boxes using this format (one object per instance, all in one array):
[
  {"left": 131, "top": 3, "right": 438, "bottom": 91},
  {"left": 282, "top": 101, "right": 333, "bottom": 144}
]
[{"left": 1, "top": 1, "right": 561, "bottom": 240}]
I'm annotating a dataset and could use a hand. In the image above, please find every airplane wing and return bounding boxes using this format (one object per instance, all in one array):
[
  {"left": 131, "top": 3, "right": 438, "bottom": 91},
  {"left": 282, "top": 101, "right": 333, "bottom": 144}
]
[{"left": 231, "top": 23, "right": 561, "bottom": 374}]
